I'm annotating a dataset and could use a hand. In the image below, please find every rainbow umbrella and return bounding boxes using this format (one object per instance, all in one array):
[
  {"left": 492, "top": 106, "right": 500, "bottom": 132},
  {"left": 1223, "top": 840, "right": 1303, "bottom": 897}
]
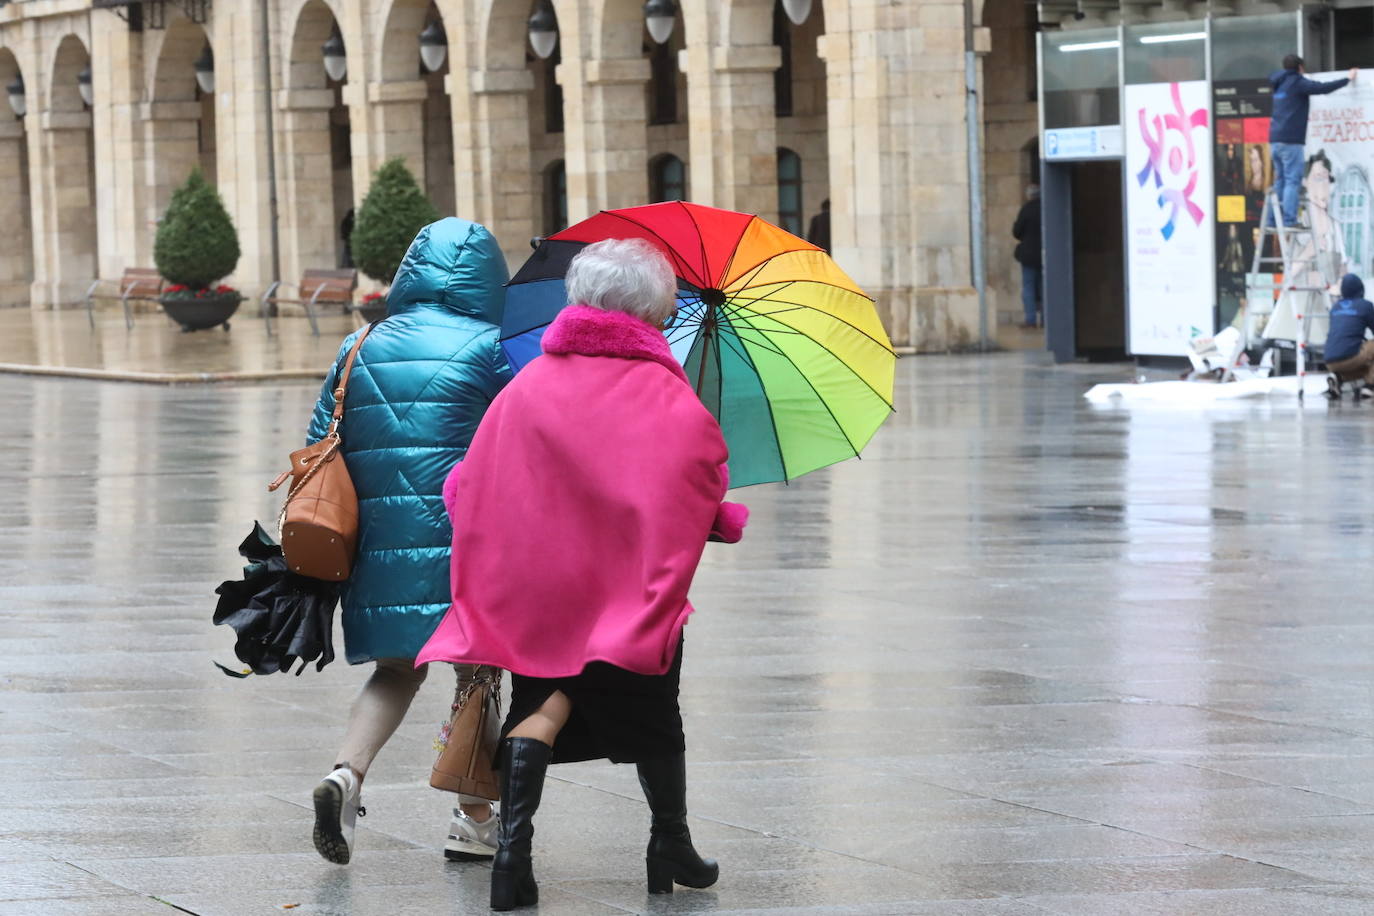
[{"left": 503, "top": 201, "right": 895, "bottom": 487}]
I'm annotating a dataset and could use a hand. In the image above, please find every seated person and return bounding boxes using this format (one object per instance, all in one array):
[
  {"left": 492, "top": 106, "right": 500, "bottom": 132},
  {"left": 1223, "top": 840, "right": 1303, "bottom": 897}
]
[{"left": 1324, "top": 274, "right": 1374, "bottom": 397}]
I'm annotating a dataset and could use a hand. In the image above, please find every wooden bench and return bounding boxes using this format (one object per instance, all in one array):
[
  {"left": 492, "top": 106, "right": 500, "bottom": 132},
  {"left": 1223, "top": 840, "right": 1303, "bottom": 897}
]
[
  {"left": 85, "top": 268, "right": 163, "bottom": 330},
  {"left": 260, "top": 269, "right": 357, "bottom": 337}
]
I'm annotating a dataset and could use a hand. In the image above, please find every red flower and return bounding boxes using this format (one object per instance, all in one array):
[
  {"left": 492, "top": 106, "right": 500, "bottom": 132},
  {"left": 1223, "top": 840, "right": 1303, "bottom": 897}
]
[{"left": 166, "top": 284, "right": 187, "bottom": 293}]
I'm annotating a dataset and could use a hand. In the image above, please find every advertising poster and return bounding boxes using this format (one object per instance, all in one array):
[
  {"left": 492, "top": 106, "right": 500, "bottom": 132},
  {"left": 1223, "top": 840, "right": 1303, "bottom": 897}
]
[
  {"left": 1213, "top": 80, "right": 1275, "bottom": 330},
  {"left": 1306, "top": 72, "right": 1374, "bottom": 284},
  {"left": 1125, "top": 81, "right": 1215, "bottom": 356}
]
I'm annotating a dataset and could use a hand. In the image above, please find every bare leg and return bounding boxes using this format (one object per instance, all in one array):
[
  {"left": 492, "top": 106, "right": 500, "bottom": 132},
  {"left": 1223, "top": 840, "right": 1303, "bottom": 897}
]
[
  {"left": 333, "top": 657, "right": 428, "bottom": 784},
  {"left": 506, "top": 690, "right": 573, "bottom": 746}
]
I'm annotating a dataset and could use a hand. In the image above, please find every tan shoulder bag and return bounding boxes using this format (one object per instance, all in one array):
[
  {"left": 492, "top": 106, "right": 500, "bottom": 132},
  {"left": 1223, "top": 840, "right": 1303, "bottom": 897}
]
[
  {"left": 268, "top": 323, "right": 378, "bottom": 581},
  {"left": 432, "top": 666, "right": 503, "bottom": 799}
]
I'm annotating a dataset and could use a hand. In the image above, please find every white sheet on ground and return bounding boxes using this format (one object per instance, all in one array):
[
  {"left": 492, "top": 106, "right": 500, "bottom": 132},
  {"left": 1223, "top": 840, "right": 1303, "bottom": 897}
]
[{"left": 1085, "top": 375, "right": 1329, "bottom": 403}]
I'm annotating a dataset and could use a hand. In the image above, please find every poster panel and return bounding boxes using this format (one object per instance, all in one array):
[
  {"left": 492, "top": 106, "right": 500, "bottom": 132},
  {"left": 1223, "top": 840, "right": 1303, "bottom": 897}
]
[
  {"left": 1125, "top": 81, "right": 1215, "bottom": 356},
  {"left": 1306, "top": 72, "right": 1374, "bottom": 284},
  {"left": 1213, "top": 80, "right": 1275, "bottom": 330}
]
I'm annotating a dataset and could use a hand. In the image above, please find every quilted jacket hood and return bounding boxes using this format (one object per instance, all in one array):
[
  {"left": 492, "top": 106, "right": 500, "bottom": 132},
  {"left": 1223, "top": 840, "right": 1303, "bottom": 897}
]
[{"left": 386, "top": 217, "right": 508, "bottom": 324}]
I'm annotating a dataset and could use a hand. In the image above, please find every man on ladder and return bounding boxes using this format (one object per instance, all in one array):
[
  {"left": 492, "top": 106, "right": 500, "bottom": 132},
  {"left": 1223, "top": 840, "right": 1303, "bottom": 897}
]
[{"left": 1268, "top": 55, "right": 1357, "bottom": 228}]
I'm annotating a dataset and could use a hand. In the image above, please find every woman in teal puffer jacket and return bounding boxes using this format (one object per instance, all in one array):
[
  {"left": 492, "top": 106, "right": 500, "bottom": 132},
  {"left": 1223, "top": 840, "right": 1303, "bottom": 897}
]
[{"left": 307, "top": 217, "right": 512, "bottom": 868}]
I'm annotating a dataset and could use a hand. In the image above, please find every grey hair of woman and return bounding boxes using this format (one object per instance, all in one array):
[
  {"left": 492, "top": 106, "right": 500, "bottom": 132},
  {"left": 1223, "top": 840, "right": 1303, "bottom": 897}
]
[{"left": 565, "top": 238, "right": 678, "bottom": 327}]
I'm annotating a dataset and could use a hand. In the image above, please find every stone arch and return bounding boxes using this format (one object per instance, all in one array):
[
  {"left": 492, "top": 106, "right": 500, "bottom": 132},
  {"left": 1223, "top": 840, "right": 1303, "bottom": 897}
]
[
  {"left": 36, "top": 33, "right": 98, "bottom": 305},
  {"left": 278, "top": 0, "right": 356, "bottom": 285},
  {"left": 588, "top": 0, "right": 645, "bottom": 61},
  {"left": 723, "top": 0, "right": 780, "bottom": 47},
  {"left": 148, "top": 16, "right": 211, "bottom": 102},
  {"left": 377, "top": 0, "right": 432, "bottom": 82},
  {"left": 46, "top": 33, "right": 89, "bottom": 114},
  {"left": 286, "top": 0, "right": 346, "bottom": 92},
  {"left": 477, "top": 0, "right": 574, "bottom": 73},
  {"left": 0, "top": 46, "right": 32, "bottom": 307},
  {"left": 141, "top": 14, "right": 219, "bottom": 248}
]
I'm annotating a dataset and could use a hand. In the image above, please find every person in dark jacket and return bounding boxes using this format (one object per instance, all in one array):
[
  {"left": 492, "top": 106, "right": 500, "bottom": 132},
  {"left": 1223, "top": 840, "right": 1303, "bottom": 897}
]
[
  {"left": 1012, "top": 185, "right": 1042, "bottom": 328},
  {"left": 807, "top": 199, "right": 831, "bottom": 252},
  {"left": 1325, "top": 274, "right": 1374, "bottom": 398},
  {"left": 307, "top": 217, "right": 513, "bottom": 867},
  {"left": 1268, "top": 56, "right": 1357, "bottom": 226}
]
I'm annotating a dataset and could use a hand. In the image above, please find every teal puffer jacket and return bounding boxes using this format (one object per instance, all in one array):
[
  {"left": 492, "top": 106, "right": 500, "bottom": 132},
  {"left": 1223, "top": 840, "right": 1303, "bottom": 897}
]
[{"left": 308, "top": 218, "right": 512, "bottom": 664}]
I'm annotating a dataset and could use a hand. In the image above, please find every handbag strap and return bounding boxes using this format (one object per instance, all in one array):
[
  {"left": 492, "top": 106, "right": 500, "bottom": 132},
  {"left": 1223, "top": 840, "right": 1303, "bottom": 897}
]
[{"left": 326, "top": 321, "right": 379, "bottom": 438}]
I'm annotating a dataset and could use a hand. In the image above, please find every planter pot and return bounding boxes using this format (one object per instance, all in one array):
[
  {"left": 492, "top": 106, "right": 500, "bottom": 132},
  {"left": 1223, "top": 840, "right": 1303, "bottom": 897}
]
[
  {"left": 358, "top": 300, "right": 388, "bottom": 322},
  {"left": 160, "top": 292, "right": 242, "bottom": 332}
]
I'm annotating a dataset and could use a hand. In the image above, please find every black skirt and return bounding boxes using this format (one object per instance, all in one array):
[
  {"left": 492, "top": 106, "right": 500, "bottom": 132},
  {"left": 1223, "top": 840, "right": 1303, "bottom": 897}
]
[{"left": 500, "top": 636, "right": 685, "bottom": 765}]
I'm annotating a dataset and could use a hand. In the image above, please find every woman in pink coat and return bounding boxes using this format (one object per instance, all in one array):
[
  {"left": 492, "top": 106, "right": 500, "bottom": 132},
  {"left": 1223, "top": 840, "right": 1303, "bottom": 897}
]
[{"left": 416, "top": 238, "right": 747, "bottom": 910}]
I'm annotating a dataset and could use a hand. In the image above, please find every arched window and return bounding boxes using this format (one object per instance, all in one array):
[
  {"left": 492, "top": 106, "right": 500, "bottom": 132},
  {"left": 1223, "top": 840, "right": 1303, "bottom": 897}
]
[
  {"left": 649, "top": 154, "right": 686, "bottom": 203},
  {"left": 776, "top": 148, "right": 803, "bottom": 236},
  {"left": 544, "top": 159, "right": 567, "bottom": 236},
  {"left": 542, "top": 46, "right": 564, "bottom": 134}
]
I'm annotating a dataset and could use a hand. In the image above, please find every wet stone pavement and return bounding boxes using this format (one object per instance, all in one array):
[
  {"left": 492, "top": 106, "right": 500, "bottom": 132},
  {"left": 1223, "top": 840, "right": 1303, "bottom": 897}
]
[{"left": 2, "top": 352, "right": 1374, "bottom": 915}]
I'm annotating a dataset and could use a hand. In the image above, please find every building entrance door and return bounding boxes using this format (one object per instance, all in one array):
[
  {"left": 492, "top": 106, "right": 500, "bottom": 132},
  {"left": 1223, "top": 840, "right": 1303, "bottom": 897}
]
[
  {"left": 1043, "top": 159, "right": 1126, "bottom": 361},
  {"left": 1072, "top": 160, "right": 1125, "bottom": 359}
]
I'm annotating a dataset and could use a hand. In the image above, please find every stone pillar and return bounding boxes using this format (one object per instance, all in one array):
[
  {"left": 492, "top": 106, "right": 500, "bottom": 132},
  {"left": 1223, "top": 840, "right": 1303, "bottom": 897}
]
[
  {"left": 276, "top": 88, "right": 336, "bottom": 287},
  {"left": 459, "top": 68, "right": 536, "bottom": 267},
  {"left": 578, "top": 57, "right": 651, "bottom": 212},
  {"left": 89, "top": 22, "right": 148, "bottom": 278},
  {"left": 0, "top": 120, "right": 32, "bottom": 307},
  {"left": 211, "top": 0, "right": 276, "bottom": 294},
  {"left": 361, "top": 78, "right": 429, "bottom": 185},
  {"left": 140, "top": 101, "right": 204, "bottom": 249},
  {"left": 32, "top": 112, "right": 98, "bottom": 307},
  {"left": 819, "top": 3, "right": 979, "bottom": 351},
  {"left": 687, "top": 44, "right": 781, "bottom": 220}
]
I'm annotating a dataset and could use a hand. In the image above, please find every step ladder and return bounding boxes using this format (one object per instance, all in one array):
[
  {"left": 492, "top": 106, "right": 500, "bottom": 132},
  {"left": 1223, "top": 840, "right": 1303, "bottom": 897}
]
[{"left": 1249, "top": 190, "right": 1338, "bottom": 400}]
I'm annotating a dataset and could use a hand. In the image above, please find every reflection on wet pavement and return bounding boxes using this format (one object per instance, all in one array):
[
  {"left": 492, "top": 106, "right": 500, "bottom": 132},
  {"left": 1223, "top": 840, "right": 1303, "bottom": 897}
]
[{"left": 2, "top": 351, "right": 1373, "bottom": 914}]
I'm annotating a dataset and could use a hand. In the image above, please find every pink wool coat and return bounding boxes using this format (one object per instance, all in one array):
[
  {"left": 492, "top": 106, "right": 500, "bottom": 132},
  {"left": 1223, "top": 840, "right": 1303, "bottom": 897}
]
[{"left": 415, "top": 305, "right": 748, "bottom": 677}]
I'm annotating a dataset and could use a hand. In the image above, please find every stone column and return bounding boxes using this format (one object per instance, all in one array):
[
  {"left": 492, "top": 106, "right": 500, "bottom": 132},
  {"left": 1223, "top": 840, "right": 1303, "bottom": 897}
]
[
  {"left": 577, "top": 57, "right": 651, "bottom": 212},
  {"left": 275, "top": 88, "right": 336, "bottom": 287},
  {"left": 140, "top": 101, "right": 204, "bottom": 251},
  {"left": 819, "top": 3, "right": 980, "bottom": 351},
  {"left": 211, "top": 0, "right": 276, "bottom": 294},
  {"left": 458, "top": 68, "right": 536, "bottom": 267},
  {"left": 687, "top": 44, "right": 781, "bottom": 220},
  {"left": 0, "top": 120, "right": 32, "bottom": 307},
  {"left": 32, "top": 111, "right": 98, "bottom": 307},
  {"left": 360, "top": 79, "right": 429, "bottom": 186}
]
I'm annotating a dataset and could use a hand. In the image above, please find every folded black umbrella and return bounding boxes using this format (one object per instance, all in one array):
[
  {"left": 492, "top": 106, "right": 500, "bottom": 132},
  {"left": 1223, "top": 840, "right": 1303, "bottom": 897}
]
[{"left": 213, "top": 522, "right": 340, "bottom": 676}]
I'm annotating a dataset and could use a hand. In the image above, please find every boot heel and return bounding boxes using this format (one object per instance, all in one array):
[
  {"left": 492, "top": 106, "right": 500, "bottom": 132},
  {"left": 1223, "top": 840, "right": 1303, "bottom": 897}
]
[
  {"left": 490, "top": 868, "right": 538, "bottom": 911},
  {"left": 647, "top": 856, "right": 676, "bottom": 894}
]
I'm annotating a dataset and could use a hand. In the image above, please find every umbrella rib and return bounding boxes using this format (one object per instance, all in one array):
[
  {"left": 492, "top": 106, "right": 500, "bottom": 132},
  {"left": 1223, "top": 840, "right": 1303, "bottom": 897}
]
[
  {"left": 725, "top": 241, "right": 829, "bottom": 295},
  {"left": 596, "top": 211, "right": 709, "bottom": 288},
  {"left": 718, "top": 299, "right": 897, "bottom": 411},
  {"left": 729, "top": 288, "right": 897, "bottom": 355},
  {"left": 713, "top": 310, "right": 790, "bottom": 484},
  {"left": 726, "top": 248, "right": 868, "bottom": 303},
  {"left": 724, "top": 309, "right": 863, "bottom": 464},
  {"left": 681, "top": 203, "right": 718, "bottom": 288}
]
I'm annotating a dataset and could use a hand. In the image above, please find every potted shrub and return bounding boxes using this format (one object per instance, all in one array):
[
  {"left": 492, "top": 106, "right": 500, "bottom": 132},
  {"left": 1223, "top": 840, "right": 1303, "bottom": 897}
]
[
  {"left": 154, "top": 167, "right": 243, "bottom": 332},
  {"left": 351, "top": 157, "right": 439, "bottom": 315}
]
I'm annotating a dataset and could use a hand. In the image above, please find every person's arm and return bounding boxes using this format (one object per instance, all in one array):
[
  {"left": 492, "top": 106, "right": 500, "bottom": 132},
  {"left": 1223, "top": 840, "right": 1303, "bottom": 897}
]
[
  {"left": 707, "top": 463, "right": 749, "bottom": 543},
  {"left": 1012, "top": 207, "right": 1026, "bottom": 241},
  {"left": 1299, "top": 75, "right": 1350, "bottom": 96}
]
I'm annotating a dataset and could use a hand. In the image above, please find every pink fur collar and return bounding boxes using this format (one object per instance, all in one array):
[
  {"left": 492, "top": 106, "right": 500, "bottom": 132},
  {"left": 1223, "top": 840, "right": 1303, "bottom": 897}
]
[{"left": 541, "top": 305, "right": 689, "bottom": 385}]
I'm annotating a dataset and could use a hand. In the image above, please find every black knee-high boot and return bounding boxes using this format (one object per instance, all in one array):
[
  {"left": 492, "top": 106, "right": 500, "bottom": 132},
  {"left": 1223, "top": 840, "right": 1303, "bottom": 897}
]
[
  {"left": 636, "top": 753, "right": 719, "bottom": 894},
  {"left": 490, "top": 737, "right": 552, "bottom": 911}
]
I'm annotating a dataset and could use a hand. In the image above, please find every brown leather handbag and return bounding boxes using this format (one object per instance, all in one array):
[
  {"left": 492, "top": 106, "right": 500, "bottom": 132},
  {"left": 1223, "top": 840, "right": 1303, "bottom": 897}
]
[
  {"left": 268, "top": 323, "right": 377, "bottom": 582},
  {"left": 432, "top": 666, "right": 503, "bottom": 799}
]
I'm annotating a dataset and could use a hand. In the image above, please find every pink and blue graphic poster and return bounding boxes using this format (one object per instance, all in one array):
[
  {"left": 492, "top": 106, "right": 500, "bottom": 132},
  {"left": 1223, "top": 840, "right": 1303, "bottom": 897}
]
[{"left": 1125, "top": 80, "right": 1215, "bottom": 357}]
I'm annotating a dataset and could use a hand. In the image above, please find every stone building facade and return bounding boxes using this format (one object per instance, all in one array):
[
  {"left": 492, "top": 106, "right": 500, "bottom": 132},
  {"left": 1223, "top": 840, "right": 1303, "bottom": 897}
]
[{"left": 0, "top": 0, "right": 1038, "bottom": 351}]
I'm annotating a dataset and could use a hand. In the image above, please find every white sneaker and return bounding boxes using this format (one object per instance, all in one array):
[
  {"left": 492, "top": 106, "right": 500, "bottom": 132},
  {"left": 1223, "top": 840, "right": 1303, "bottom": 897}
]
[
  {"left": 444, "top": 803, "right": 499, "bottom": 861},
  {"left": 313, "top": 766, "right": 364, "bottom": 865}
]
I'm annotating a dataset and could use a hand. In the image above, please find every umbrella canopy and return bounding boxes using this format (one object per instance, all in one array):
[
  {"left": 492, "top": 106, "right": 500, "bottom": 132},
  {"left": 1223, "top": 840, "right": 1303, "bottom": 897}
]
[
  {"left": 213, "top": 523, "right": 340, "bottom": 676},
  {"left": 504, "top": 201, "right": 895, "bottom": 486}
]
